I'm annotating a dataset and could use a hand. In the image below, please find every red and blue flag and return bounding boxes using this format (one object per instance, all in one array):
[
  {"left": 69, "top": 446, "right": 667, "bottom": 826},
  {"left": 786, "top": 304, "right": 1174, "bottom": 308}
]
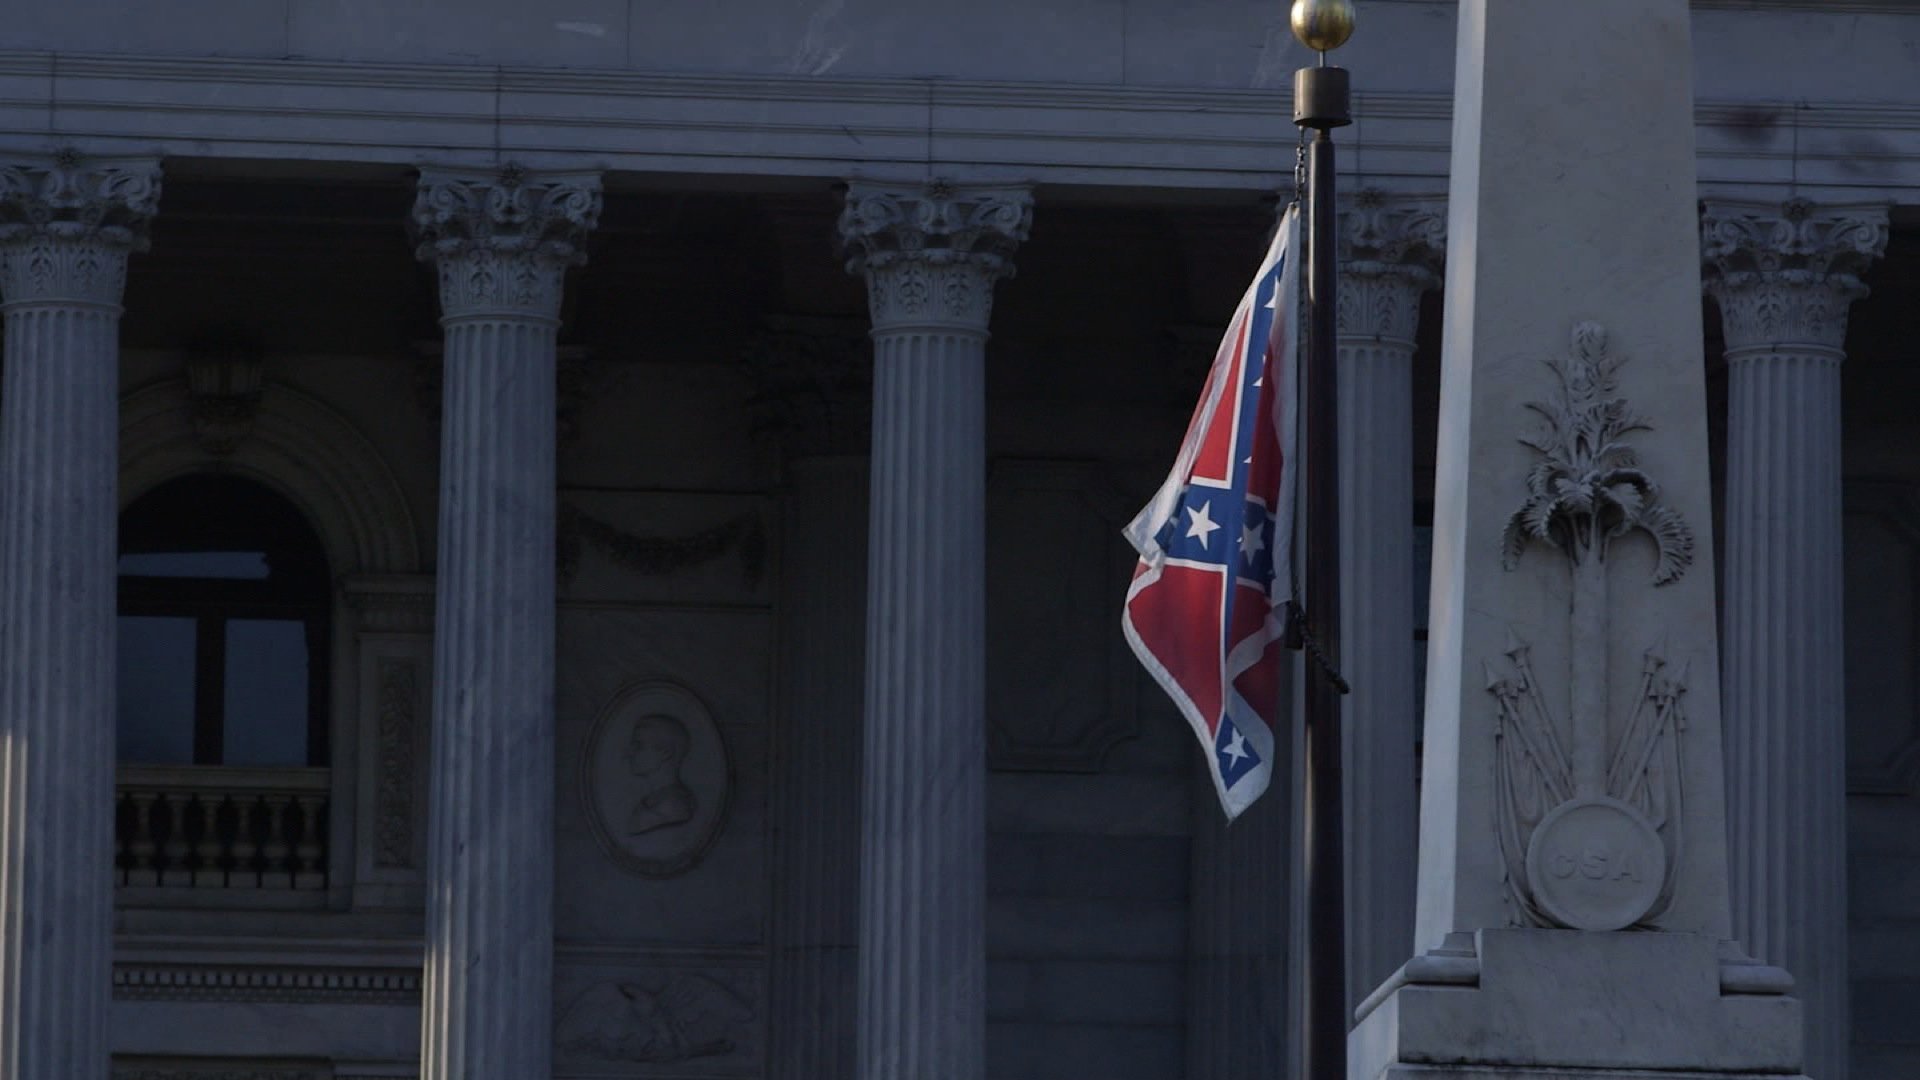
[{"left": 1122, "top": 206, "right": 1300, "bottom": 820}]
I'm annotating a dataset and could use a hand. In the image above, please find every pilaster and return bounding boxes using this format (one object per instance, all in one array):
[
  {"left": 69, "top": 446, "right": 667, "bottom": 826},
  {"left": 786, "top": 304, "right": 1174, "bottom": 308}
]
[
  {"left": 411, "top": 165, "right": 600, "bottom": 1080},
  {"left": 753, "top": 318, "right": 872, "bottom": 1080},
  {"left": 1335, "top": 191, "right": 1445, "bottom": 1014},
  {"left": 1702, "top": 197, "right": 1890, "bottom": 1080},
  {"left": 0, "top": 149, "right": 160, "bottom": 1080},
  {"left": 838, "top": 180, "right": 1030, "bottom": 1080}
]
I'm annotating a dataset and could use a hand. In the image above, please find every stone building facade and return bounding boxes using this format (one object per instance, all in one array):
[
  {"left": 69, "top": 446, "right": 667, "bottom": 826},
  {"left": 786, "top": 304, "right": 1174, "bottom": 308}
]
[{"left": 0, "top": 2, "right": 1915, "bottom": 1078}]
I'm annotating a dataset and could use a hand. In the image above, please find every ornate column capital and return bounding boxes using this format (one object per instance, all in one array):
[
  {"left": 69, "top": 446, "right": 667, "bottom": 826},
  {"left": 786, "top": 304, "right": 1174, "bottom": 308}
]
[
  {"left": 837, "top": 180, "right": 1032, "bottom": 333},
  {"left": 0, "top": 150, "right": 162, "bottom": 307},
  {"left": 1336, "top": 191, "right": 1446, "bottom": 347},
  {"left": 411, "top": 165, "right": 602, "bottom": 323},
  {"left": 1701, "top": 198, "right": 1889, "bottom": 355}
]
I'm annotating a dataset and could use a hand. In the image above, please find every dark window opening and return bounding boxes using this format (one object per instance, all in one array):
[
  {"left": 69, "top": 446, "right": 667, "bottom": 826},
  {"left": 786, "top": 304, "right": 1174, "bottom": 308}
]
[{"left": 116, "top": 474, "right": 331, "bottom": 768}]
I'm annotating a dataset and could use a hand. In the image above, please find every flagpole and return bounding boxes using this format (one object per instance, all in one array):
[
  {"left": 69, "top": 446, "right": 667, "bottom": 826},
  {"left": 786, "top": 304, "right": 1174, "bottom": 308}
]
[{"left": 1290, "top": 3, "right": 1353, "bottom": 1079}]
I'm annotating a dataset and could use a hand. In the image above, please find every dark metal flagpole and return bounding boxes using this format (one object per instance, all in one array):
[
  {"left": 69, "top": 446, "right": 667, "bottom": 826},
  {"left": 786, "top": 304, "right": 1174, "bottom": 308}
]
[{"left": 1289, "top": 2, "right": 1354, "bottom": 1078}]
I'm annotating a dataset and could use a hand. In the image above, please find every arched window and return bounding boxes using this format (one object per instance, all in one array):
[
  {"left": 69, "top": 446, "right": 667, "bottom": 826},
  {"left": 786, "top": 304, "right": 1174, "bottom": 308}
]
[{"left": 117, "top": 474, "right": 331, "bottom": 767}]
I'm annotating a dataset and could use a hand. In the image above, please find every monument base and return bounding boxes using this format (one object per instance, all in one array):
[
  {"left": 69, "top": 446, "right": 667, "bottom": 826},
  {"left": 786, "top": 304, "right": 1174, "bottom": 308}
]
[{"left": 1349, "top": 930, "right": 1805, "bottom": 1080}]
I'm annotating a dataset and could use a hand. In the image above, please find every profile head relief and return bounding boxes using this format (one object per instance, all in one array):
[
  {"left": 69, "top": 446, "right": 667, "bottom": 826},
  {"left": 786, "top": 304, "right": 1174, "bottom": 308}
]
[{"left": 627, "top": 713, "right": 691, "bottom": 777}]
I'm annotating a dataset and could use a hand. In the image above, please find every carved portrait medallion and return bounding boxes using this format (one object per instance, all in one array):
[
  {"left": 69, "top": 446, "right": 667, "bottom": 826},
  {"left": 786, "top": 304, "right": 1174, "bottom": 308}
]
[{"left": 581, "top": 681, "right": 729, "bottom": 877}]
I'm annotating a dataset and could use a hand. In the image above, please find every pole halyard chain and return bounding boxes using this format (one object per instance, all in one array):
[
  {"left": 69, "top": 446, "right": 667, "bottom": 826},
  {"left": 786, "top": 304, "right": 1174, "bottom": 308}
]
[
  {"left": 1291, "top": 606, "right": 1352, "bottom": 695},
  {"left": 1294, "top": 124, "right": 1310, "bottom": 207}
]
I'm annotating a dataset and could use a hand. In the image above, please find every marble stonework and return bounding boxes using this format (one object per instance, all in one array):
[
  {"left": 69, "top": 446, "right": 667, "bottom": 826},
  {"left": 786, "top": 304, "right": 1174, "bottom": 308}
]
[
  {"left": 0, "top": 2, "right": 1909, "bottom": 1079},
  {"left": 1351, "top": 1, "right": 1804, "bottom": 1077},
  {"left": 580, "top": 681, "right": 730, "bottom": 878},
  {"left": 1336, "top": 191, "right": 1447, "bottom": 1011},
  {"left": 413, "top": 165, "right": 601, "bottom": 1080},
  {"left": 838, "top": 180, "right": 1031, "bottom": 1080},
  {"left": 0, "top": 150, "right": 159, "bottom": 1080},
  {"left": 1704, "top": 197, "right": 1890, "bottom": 1080}
]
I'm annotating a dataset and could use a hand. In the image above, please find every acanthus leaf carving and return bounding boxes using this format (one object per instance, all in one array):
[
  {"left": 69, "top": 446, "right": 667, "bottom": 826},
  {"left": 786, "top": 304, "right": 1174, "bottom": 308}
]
[
  {"left": 0, "top": 150, "right": 162, "bottom": 306},
  {"left": 410, "top": 165, "right": 602, "bottom": 322},
  {"left": 1334, "top": 191, "right": 1445, "bottom": 345},
  {"left": 838, "top": 181, "right": 1032, "bottom": 332},
  {"left": 1701, "top": 198, "right": 1889, "bottom": 354}
]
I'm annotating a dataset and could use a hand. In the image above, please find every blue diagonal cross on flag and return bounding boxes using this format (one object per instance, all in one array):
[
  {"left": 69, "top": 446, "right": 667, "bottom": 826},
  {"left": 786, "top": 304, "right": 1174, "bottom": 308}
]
[{"left": 1121, "top": 206, "right": 1301, "bottom": 820}]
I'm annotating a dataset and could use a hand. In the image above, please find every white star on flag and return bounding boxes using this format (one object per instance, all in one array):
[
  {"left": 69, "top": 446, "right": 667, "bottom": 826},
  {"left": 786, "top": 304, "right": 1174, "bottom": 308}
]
[
  {"left": 1185, "top": 500, "right": 1221, "bottom": 549},
  {"left": 1222, "top": 729, "right": 1249, "bottom": 767},
  {"left": 1241, "top": 522, "right": 1265, "bottom": 562}
]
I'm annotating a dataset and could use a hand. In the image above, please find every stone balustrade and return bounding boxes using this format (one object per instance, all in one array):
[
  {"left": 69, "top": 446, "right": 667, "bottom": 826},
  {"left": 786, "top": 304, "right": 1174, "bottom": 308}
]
[{"left": 114, "top": 765, "right": 330, "bottom": 891}]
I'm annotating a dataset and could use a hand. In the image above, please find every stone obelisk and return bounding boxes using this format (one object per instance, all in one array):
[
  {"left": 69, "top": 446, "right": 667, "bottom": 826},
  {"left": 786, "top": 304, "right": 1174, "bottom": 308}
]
[{"left": 1349, "top": 2, "right": 1805, "bottom": 1077}]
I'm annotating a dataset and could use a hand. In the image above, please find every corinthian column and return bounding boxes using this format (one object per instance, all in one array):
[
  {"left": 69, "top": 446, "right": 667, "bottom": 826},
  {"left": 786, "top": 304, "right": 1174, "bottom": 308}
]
[
  {"left": 1703, "top": 198, "right": 1889, "bottom": 1080},
  {"left": 0, "top": 150, "right": 159, "bottom": 1080},
  {"left": 1336, "top": 192, "right": 1444, "bottom": 1014},
  {"left": 411, "top": 166, "right": 600, "bottom": 1080},
  {"left": 838, "top": 181, "right": 1031, "bottom": 1080}
]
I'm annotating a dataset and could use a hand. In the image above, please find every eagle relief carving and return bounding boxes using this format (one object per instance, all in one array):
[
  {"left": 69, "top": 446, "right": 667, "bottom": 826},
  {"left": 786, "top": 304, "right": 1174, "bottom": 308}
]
[{"left": 1491, "top": 322, "right": 1696, "bottom": 932}]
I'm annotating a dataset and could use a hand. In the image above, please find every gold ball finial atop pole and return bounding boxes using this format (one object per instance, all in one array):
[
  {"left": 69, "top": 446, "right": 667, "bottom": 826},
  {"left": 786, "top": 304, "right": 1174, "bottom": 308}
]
[{"left": 1290, "top": 0, "right": 1355, "bottom": 53}]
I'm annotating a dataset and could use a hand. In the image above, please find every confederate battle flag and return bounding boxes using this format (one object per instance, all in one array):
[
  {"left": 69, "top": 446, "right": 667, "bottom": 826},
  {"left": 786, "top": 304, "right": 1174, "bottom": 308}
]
[{"left": 1121, "top": 206, "right": 1300, "bottom": 820}]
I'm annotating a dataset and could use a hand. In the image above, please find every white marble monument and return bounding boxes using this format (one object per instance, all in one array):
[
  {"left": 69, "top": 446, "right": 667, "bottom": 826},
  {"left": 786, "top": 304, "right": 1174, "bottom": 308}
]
[{"left": 1351, "top": 2, "right": 1806, "bottom": 1077}]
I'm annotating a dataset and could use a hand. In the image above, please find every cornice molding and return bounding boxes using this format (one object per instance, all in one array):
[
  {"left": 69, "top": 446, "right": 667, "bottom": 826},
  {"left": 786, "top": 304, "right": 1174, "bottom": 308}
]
[{"left": 2, "top": 52, "right": 1918, "bottom": 196}]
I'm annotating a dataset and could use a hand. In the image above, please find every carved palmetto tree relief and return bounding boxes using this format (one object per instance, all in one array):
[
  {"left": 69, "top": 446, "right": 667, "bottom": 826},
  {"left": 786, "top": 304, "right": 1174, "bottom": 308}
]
[
  {"left": 1501, "top": 321, "right": 1695, "bottom": 589},
  {"left": 1489, "top": 322, "right": 1696, "bottom": 930}
]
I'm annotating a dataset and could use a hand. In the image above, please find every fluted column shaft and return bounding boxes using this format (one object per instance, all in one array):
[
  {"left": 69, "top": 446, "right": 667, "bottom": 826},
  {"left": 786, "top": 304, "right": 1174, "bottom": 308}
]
[
  {"left": 0, "top": 155, "right": 158, "bottom": 1080},
  {"left": 1334, "top": 195, "right": 1444, "bottom": 1015},
  {"left": 1186, "top": 748, "right": 1292, "bottom": 1080},
  {"left": 839, "top": 182, "right": 1030, "bottom": 1080},
  {"left": 769, "top": 455, "right": 868, "bottom": 1080},
  {"left": 1704, "top": 198, "right": 1888, "bottom": 1080},
  {"left": 412, "top": 168, "right": 600, "bottom": 1080}
]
